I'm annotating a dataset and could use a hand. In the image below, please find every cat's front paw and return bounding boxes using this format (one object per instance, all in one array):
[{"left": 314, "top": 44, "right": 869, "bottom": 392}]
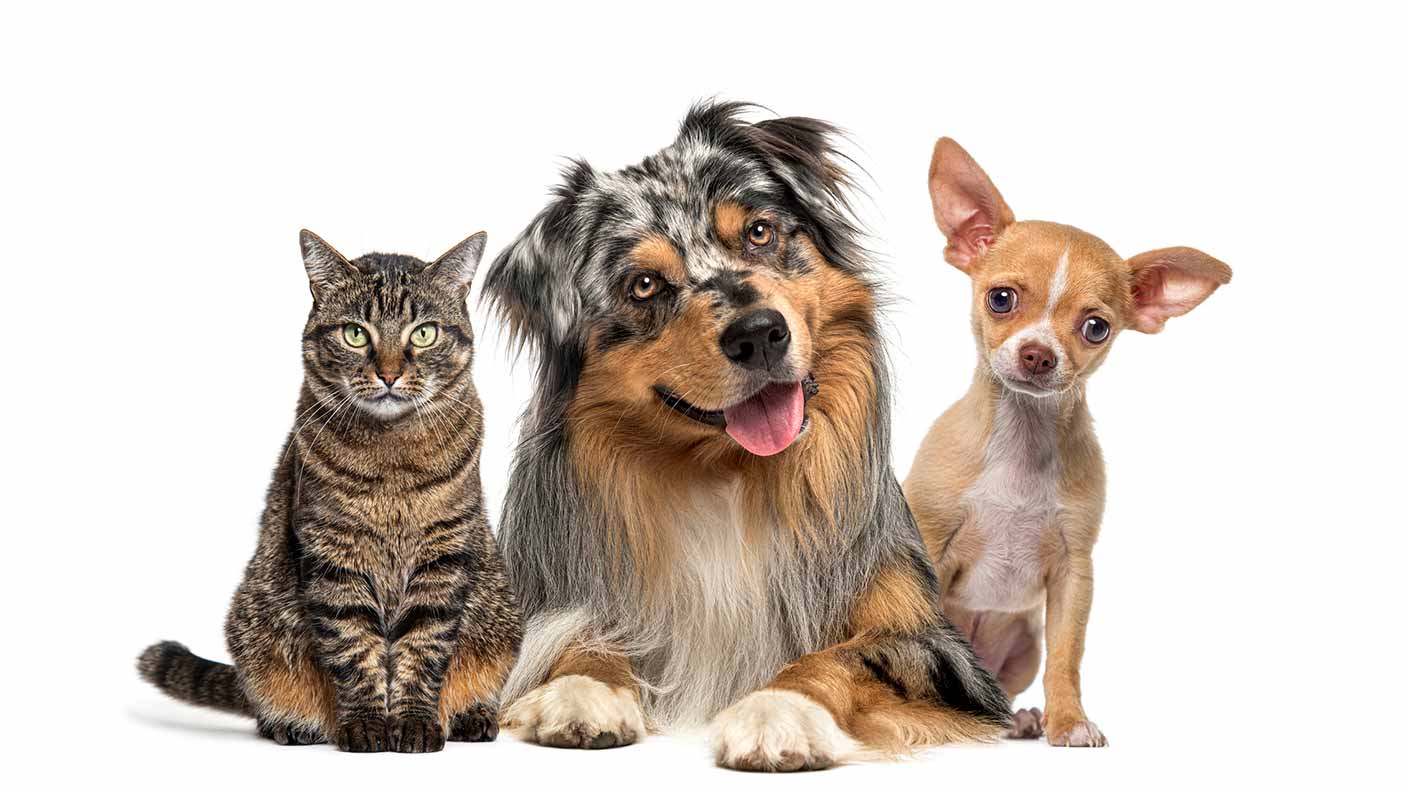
[
  {"left": 449, "top": 702, "right": 500, "bottom": 743},
  {"left": 335, "top": 712, "right": 388, "bottom": 753},
  {"left": 502, "top": 674, "right": 645, "bottom": 749},
  {"left": 711, "top": 689, "right": 858, "bottom": 772},
  {"left": 387, "top": 712, "right": 445, "bottom": 753}
]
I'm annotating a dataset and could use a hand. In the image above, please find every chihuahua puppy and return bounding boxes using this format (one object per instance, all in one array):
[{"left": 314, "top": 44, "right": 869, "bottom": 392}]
[{"left": 903, "top": 139, "right": 1231, "bottom": 747}]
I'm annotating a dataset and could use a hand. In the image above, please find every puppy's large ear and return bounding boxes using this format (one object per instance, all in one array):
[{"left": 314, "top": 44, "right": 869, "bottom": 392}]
[
  {"left": 426, "top": 232, "right": 487, "bottom": 297},
  {"left": 481, "top": 162, "right": 593, "bottom": 352},
  {"left": 1125, "top": 247, "right": 1232, "bottom": 334},
  {"left": 300, "top": 229, "right": 357, "bottom": 298},
  {"left": 928, "top": 138, "right": 1014, "bottom": 273}
]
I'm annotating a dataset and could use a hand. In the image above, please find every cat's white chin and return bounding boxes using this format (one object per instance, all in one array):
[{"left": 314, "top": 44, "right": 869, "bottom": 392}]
[{"left": 357, "top": 395, "right": 419, "bottom": 420}]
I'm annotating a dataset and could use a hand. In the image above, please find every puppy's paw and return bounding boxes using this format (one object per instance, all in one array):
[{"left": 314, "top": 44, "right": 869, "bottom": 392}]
[
  {"left": 1047, "top": 719, "right": 1108, "bottom": 747},
  {"left": 1006, "top": 707, "right": 1043, "bottom": 739},
  {"left": 502, "top": 674, "right": 645, "bottom": 749},
  {"left": 711, "top": 689, "right": 858, "bottom": 772}
]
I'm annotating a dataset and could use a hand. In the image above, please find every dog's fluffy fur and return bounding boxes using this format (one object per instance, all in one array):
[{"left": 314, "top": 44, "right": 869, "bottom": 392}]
[{"left": 483, "top": 102, "right": 1010, "bottom": 769}]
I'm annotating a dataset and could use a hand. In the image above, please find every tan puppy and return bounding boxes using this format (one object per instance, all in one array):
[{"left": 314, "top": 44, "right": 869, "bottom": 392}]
[{"left": 903, "top": 139, "right": 1231, "bottom": 747}]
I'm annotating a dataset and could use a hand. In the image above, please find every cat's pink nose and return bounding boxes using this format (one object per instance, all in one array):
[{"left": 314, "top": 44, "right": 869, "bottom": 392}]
[{"left": 377, "top": 372, "right": 400, "bottom": 388}]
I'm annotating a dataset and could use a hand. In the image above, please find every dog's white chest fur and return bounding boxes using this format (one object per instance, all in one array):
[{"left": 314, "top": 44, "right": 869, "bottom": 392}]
[
  {"left": 954, "top": 394, "right": 1063, "bottom": 613},
  {"left": 635, "top": 477, "right": 793, "bottom": 727}
]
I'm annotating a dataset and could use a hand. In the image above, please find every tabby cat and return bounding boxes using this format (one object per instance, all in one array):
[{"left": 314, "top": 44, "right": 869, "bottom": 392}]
[{"left": 138, "top": 230, "right": 521, "bottom": 753}]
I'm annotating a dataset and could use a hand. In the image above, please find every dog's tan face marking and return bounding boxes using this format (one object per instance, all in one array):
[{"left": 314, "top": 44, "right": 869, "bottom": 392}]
[
  {"left": 713, "top": 201, "right": 748, "bottom": 253},
  {"left": 567, "top": 214, "right": 878, "bottom": 557},
  {"left": 631, "top": 234, "right": 688, "bottom": 284},
  {"left": 571, "top": 202, "right": 845, "bottom": 452},
  {"left": 971, "top": 222, "right": 1128, "bottom": 396}
]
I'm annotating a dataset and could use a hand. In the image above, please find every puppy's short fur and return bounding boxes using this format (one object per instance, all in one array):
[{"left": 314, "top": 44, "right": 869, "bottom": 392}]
[
  {"left": 483, "top": 103, "right": 1011, "bottom": 770},
  {"left": 904, "top": 139, "right": 1232, "bottom": 747}
]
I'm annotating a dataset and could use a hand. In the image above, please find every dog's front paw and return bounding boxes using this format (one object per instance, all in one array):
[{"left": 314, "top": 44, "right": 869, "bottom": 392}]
[
  {"left": 502, "top": 674, "right": 645, "bottom": 749},
  {"left": 1007, "top": 707, "right": 1044, "bottom": 739},
  {"left": 335, "top": 712, "right": 388, "bottom": 753},
  {"left": 387, "top": 712, "right": 445, "bottom": 753},
  {"left": 1047, "top": 718, "right": 1107, "bottom": 747},
  {"left": 711, "top": 689, "right": 858, "bottom": 772}
]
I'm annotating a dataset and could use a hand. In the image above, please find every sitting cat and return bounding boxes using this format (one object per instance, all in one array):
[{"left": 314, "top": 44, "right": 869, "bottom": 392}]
[{"left": 138, "top": 230, "right": 521, "bottom": 752}]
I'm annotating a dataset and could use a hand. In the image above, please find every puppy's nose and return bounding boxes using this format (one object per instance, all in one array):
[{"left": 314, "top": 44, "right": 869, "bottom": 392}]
[
  {"left": 377, "top": 371, "right": 400, "bottom": 388},
  {"left": 1019, "top": 343, "right": 1056, "bottom": 376},
  {"left": 720, "top": 309, "right": 791, "bottom": 371}
]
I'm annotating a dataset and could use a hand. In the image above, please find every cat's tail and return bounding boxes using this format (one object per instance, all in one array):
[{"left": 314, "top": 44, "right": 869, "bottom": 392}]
[{"left": 137, "top": 640, "right": 253, "bottom": 717}]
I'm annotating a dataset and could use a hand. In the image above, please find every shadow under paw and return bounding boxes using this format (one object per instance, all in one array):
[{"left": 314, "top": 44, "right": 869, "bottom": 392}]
[{"left": 449, "top": 703, "right": 500, "bottom": 743}]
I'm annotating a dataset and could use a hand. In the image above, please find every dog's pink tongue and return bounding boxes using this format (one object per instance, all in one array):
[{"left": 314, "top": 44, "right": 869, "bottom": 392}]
[{"left": 724, "top": 381, "right": 805, "bottom": 457}]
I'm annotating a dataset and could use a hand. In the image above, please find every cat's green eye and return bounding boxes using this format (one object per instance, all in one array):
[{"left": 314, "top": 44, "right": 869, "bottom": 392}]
[
  {"left": 410, "top": 323, "right": 439, "bottom": 348},
  {"left": 343, "top": 324, "right": 369, "bottom": 348}
]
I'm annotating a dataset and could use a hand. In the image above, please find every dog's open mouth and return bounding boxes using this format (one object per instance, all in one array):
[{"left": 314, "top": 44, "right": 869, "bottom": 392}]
[{"left": 654, "top": 375, "right": 818, "bottom": 457}]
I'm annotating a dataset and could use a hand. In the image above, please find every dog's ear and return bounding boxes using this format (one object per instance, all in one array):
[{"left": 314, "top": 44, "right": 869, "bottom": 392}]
[
  {"left": 928, "top": 138, "right": 1015, "bottom": 274},
  {"left": 481, "top": 162, "right": 593, "bottom": 352},
  {"left": 1124, "top": 247, "right": 1232, "bottom": 334},
  {"left": 675, "top": 102, "right": 864, "bottom": 271},
  {"left": 745, "top": 114, "right": 865, "bottom": 272},
  {"left": 426, "top": 232, "right": 487, "bottom": 297},
  {"left": 299, "top": 229, "right": 358, "bottom": 298}
]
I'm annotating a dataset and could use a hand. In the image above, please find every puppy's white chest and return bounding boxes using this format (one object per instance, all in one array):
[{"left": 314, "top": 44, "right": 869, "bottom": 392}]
[{"left": 954, "top": 397, "right": 1063, "bottom": 613}]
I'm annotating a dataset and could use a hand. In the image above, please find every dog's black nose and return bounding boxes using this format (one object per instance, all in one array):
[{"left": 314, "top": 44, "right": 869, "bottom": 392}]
[{"left": 720, "top": 309, "right": 790, "bottom": 371}]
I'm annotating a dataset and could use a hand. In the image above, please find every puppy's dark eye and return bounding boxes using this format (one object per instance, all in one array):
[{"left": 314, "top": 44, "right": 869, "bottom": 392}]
[
  {"left": 1081, "top": 316, "right": 1111, "bottom": 344},
  {"left": 747, "top": 221, "right": 775, "bottom": 247},
  {"left": 630, "top": 272, "right": 663, "bottom": 301},
  {"left": 987, "top": 287, "right": 1018, "bottom": 314}
]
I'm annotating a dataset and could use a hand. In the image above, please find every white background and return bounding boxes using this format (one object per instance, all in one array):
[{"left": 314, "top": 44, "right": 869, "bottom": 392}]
[{"left": 4, "top": 1, "right": 1402, "bottom": 787}]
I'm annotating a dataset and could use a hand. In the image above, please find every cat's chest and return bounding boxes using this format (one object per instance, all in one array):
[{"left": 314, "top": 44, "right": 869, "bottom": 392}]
[{"left": 299, "top": 476, "right": 465, "bottom": 593}]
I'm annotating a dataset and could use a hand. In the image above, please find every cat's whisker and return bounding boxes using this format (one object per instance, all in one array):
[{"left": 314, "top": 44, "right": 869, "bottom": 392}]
[
  {"left": 293, "top": 392, "right": 356, "bottom": 503},
  {"left": 414, "top": 399, "right": 450, "bottom": 452},
  {"left": 281, "top": 392, "right": 344, "bottom": 463},
  {"left": 433, "top": 391, "right": 483, "bottom": 420}
]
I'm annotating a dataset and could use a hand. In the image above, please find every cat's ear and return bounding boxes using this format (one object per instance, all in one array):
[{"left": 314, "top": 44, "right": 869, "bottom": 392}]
[
  {"left": 481, "top": 160, "right": 593, "bottom": 353},
  {"left": 427, "top": 232, "right": 487, "bottom": 295},
  {"left": 299, "top": 229, "right": 357, "bottom": 297}
]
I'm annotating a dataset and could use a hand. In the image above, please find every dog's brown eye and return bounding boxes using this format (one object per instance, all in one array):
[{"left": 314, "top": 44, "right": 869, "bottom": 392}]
[
  {"left": 987, "top": 287, "right": 1018, "bottom": 314},
  {"left": 747, "top": 221, "right": 775, "bottom": 247},
  {"left": 630, "top": 273, "right": 662, "bottom": 301},
  {"left": 1081, "top": 316, "right": 1111, "bottom": 344}
]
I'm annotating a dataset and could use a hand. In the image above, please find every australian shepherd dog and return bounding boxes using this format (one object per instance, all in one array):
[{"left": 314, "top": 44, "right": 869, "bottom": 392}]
[{"left": 482, "top": 102, "right": 1010, "bottom": 770}]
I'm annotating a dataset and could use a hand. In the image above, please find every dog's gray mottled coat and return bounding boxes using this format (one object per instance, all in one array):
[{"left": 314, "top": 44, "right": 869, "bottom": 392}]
[{"left": 484, "top": 102, "right": 1011, "bottom": 743}]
